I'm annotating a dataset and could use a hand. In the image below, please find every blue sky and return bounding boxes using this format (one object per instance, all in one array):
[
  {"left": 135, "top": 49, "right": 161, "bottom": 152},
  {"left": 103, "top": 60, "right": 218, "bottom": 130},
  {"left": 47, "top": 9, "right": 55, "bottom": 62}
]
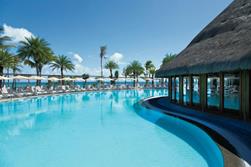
[{"left": 0, "top": 0, "right": 233, "bottom": 76}]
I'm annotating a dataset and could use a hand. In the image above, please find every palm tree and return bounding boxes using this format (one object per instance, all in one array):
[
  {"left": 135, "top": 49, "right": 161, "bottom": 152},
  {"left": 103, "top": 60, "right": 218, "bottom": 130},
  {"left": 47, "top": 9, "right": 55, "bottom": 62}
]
[
  {"left": 145, "top": 60, "right": 155, "bottom": 86},
  {"left": 114, "top": 70, "right": 119, "bottom": 84},
  {"left": 105, "top": 60, "right": 119, "bottom": 79},
  {"left": 0, "top": 50, "right": 13, "bottom": 87},
  {"left": 0, "top": 26, "right": 12, "bottom": 50},
  {"left": 127, "top": 61, "right": 144, "bottom": 87},
  {"left": 149, "top": 66, "right": 156, "bottom": 86},
  {"left": 18, "top": 37, "right": 54, "bottom": 85},
  {"left": 161, "top": 53, "right": 176, "bottom": 67},
  {"left": 82, "top": 73, "right": 90, "bottom": 88},
  {"left": 11, "top": 56, "right": 22, "bottom": 89},
  {"left": 50, "top": 55, "right": 75, "bottom": 85},
  {"left": 99, "top": 46, "right": 106, "bottom": 78},
  {"left": 145, "top": 60, "right": 153, "bottom": 77},
  {"left": 123, "top": 66, "right": 131, "bottom": 85}
]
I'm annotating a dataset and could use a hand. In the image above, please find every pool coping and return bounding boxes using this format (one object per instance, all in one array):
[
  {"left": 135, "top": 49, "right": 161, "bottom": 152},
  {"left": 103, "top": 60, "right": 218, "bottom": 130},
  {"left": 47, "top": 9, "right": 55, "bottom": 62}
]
[
  {"left": 0, "top": 87, "right": 164, "bottom": 103},
  {"left": 139, "top": 96, "right": 251, "bottom": 167}
]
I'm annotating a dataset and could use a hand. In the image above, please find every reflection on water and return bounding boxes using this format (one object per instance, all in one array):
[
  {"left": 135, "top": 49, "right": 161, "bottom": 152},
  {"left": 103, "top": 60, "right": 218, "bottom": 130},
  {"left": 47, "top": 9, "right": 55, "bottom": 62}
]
[
  {"left": 0, "top": 89, "right": 168, "bottom": 140},
  {"left": 0, "top": 89, "right": 217, "bottom": 167}
]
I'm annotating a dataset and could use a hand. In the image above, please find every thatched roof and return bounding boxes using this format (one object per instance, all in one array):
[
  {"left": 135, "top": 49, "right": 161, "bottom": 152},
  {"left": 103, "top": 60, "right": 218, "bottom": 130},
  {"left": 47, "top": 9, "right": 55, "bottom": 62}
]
[{"left": 156, "top": 0, "right": 251, "bottom": 77}]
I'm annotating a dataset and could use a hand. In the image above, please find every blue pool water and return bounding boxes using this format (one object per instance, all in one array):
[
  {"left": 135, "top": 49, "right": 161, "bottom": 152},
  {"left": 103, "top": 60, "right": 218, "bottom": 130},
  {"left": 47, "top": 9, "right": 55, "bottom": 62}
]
[{"left": 0, "top": 89, "right": 223, "bottom": 167}]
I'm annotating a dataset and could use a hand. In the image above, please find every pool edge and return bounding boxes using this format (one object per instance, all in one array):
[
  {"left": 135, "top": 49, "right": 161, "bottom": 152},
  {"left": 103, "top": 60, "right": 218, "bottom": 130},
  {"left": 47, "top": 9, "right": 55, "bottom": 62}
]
[{"left": 139, "top": 96, "right": 250, "bottom": 167}]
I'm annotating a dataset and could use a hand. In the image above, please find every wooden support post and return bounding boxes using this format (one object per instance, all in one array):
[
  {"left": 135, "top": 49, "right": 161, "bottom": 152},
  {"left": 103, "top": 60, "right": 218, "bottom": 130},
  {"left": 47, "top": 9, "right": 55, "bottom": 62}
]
[
  {"left": 174, "top": 77, "right": 177, "bottom": 102},
  {"left": 168, "top": 77, "right": 172, "bottom": 99},
  {"left": 240, "top": 70, "right": 250, "bottom": 120},
  {"left": 250, "top": 71, "right": 251, "bottom": 121},
  {"left": 179, "top": 76, "right": 183, "bottom": 104},
  {"left": 200, "top": 74, "right": 207, "bottom": 112},
  {"left": 189, "top": 75, "right": 193, "bottom": 106},
  {"left": 219, "top": 73, "right": 224, "bottom": 112}
]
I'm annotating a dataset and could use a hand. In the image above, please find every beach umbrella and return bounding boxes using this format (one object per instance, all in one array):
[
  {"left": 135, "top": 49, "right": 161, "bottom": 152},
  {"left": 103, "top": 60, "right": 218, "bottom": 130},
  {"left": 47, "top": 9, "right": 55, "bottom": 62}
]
[
  {"left": 0, "top": 76, "right": 10, "bottom": 80},
  {"left": 74, "top": 77, "right": 85, "bottom": 81},
  {"left": 142, "top": 77, "right": 152, "bottom": 81},
  {"left": 115, "top": 78, "right": 125, "bottom": 82},
  {"left": 104, "top": 78, "right": 113, "bottom": 82},
  {"left": 73, "top": 77, "right": 85, "bottom": 87},
  {"left": 11, "top": 75, "right": 29, "bottom": 80},
  {"left": 128, "top": 78, "right": 136, "bottom": 82},
  {"left": 11, "top": 75, "right": 29, "bottom": 89},
  {"left": 62, "top": 77, "right": 74, "bottom": 81},
  {"left": 48, "top": 77, "right": 60, "bottom": 81},
  {"left": 28, "top": 76, "right": 46, "bottom": 80},
  {"left": 96, "top": 78, "right": 104, "bottom": 81},
  {"left": 87, "top": 77, "right": 95, "bottom": 82},
  {"left": 138, "top": 78, "right": 145, "bottom": 82}
]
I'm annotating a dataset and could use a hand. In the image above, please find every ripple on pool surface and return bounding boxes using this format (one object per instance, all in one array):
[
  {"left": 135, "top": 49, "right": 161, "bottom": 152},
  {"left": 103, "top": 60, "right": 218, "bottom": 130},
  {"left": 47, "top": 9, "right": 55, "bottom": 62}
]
[{"left": 0, "top": 89, "right": 223, "bottom": 167}]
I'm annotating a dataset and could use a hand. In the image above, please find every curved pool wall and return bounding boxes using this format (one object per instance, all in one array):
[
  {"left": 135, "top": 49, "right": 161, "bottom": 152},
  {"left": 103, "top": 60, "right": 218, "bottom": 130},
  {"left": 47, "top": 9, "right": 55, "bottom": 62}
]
[
  {"left": 0, "top": 89, "right": 223, "bottom": 167},
  {"left": 135, "top": 102, "right": 224, "bottom": 167}
]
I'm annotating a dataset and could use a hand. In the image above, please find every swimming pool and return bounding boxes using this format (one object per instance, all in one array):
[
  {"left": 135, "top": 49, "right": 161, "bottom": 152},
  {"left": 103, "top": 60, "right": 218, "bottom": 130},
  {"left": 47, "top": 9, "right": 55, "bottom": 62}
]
[{"left": 0, "top": 89, "right": 223, "bottom": 167}]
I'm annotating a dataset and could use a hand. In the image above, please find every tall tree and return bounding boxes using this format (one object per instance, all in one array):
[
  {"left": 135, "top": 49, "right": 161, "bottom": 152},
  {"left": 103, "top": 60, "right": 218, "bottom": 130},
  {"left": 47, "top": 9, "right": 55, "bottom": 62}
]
[
  {"left": 161, "top": 53, "right": 176, "bottom": 67},
  {"left": 105, "top": 60, "right": 119, "bottom": 79},
  {"left": 11, "top": 56, "right": 22, "bottom": 89},
  {"left": 0, "top": 26, "right": 12, "bottom": 50},
  {"left": 127, "top": 61, "right": 144, "bottom": 87},
  {"left": 50, "top": 55, "right": 75, "bottom": 85},
  {"left": 149, "top": 65, "right": 156, "bottom": 86},
  {"left": 99, "top": 46, "right": 106, "bottom": 78},
  {"left": 0, "top": 50, "right": 13, "bottom": 87},
  {"left": 145, "top": 60, "right": 153, "bottom": 77},
  {"left": 82, "top": 73, "right": 90, "bottom": 88},
  {"left": 123, "top": 66, "right": 131, "bottom": 85},
  {"left": 114, "top": 70, "right": 119, "bottom": 85},
  {"left": 18, "top": 37, "right": 54, "bottom": 85},
  {"left": 144, "top": 60, "right": 155, "bottom": 86}
]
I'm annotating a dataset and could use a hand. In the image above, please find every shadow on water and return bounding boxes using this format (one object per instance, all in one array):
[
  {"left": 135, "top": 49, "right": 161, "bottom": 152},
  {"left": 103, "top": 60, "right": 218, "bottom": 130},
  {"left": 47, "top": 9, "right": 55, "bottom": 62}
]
[{"left": 134, "top": 103, "right": 224, "bottom": 167}]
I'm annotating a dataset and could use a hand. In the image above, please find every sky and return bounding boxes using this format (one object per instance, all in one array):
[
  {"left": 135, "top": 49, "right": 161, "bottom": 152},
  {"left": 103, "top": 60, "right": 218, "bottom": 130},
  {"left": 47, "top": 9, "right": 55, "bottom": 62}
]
[{"left": 0, "top": 0, "right": 233, "bottom": 76}]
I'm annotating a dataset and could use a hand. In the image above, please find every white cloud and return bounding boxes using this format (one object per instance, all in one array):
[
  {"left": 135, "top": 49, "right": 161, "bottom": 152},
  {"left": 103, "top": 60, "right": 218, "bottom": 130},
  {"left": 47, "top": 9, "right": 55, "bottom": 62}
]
[
  {"left": 67, "top": 52, "right": 109, "bottom": 76},
  {"left": 2, "top": 24, "right": 34, "bottom": 44},
  {"left": 109, "top": 52, "right": 125, "bottom": 64},
  {"left": 73, "top": 53, "right": 83, "bottom": 63},
  {"left": 74, "top": 64, "right": 110, "bottom": 76}
]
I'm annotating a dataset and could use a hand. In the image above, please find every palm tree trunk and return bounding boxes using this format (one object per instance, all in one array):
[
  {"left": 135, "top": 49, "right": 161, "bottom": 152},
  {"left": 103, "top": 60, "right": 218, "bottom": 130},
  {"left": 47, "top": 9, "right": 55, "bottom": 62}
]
[
  {"left": 100, "top": 57, "right": 103, "bottom": 78},
  {"left": 12, "top": 69, "right": 16, "bottom": 89},
  {"left": 61, "top": 68, "right": 64, "bottom": 85},
  {"left": 137, "top": 75, "right": 139, "bottom": 87},
  {"left": 36, "top": 66, "right": 42, "bottom": 86},
  {"left": 110, "top": 69, "right": 113, "bottom": 85},
  {"left": 84, "top": 80, "right": 87, "bottom": 88},
  {"left": 0, "top": 66, "right": 3, "bottom": 88},
  {"left": 152, "top": 74, "right": 154, "bottom": 87},
  {"left": 36, "top": 67, "right": 39, "bottom": 86},
  {"left": 7, "top": 68, "right": 10, "bottom": 87},
  {"left": 133, "top": 72, "right": 136, "bottom": 87}
]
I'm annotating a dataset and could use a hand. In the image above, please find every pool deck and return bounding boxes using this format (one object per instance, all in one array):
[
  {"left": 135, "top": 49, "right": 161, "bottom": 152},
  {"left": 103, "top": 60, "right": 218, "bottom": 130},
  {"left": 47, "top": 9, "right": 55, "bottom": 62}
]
[
  {"left": 0, "top": 87, "right": 155, "bottom": 102},
  {"left": 140, "top": 96, "right": 251, "bottom": 167}
]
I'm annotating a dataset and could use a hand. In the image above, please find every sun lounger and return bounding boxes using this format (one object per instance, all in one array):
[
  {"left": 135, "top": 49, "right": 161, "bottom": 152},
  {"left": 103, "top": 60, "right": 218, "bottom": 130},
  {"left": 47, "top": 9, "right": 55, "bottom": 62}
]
[
  {"left": 35, "top": 86, "right": 47, "bottom": 95},
  {"left": 1, "top": 86, "right": 14, "bottom": 98}
]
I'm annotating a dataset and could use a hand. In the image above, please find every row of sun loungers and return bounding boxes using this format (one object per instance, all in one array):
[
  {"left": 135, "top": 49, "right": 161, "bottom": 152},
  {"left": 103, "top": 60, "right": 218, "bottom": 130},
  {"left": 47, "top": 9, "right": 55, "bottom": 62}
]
[{"left": 0, "top": 84, "right": 168, "bottom": 100}]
